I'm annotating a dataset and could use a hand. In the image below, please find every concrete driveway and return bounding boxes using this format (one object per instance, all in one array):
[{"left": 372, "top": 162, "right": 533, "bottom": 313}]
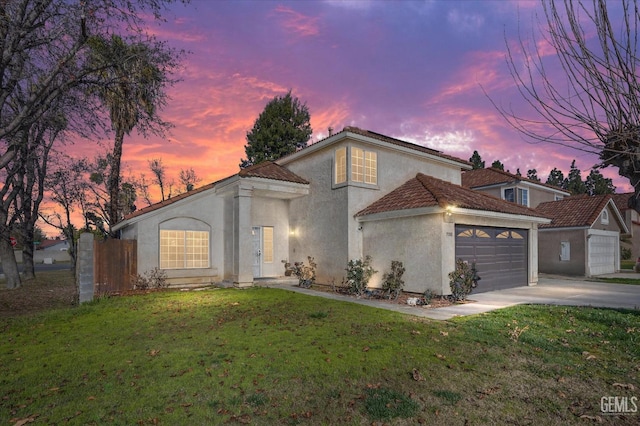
[{"left": 280, "top": 274, "right": 640, "bottom": 320}]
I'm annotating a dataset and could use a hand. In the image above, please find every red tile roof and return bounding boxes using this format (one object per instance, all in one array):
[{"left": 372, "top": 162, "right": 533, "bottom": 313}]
[
  {"left": 462, "top": 167, "right": 567, "bottom": 193},
  {"left": 356, "top": 173, "right": 548, "bottom": 218},
  {"left": 238, "top": 161, "right": 309, "bottom": 184},
  {"left": 119, "top": 162, "right": 307, "bottom": 222},
  {"left": 611, "top": 192, "right": 632, "bottom": 213},
  {"left": 342, "top": 127, "right": 471, "bottom": 166},
  {"left": 536, "top": 194, "right": 613, "bottom": 228}
]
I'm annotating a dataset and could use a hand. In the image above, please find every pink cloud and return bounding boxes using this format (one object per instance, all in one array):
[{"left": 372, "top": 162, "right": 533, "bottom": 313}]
[{"left": 272, "top": 5, "right": 320, "bottom": 37}]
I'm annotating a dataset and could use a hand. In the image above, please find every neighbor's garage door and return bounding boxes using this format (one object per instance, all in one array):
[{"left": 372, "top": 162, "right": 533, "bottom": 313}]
[
  {"left": 455, "top": 226, "right": 528, "bottom": 293},
  {"left": 588, "top": 234, "right": 617, "bottom": 276}
]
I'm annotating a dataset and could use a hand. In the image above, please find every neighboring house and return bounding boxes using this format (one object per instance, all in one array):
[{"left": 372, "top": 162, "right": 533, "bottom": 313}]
[
  {"left": 536, "top": 195, "right": 628, "bottom": 276},
  {"left": 113, "top": 127, "right": 550, "bottom": 294},
  {"left": 611, "top": 192, "right": 640, "bottom": 261},
  {"left": 462, "top": 167, "right": 570, "bottom": 208}
]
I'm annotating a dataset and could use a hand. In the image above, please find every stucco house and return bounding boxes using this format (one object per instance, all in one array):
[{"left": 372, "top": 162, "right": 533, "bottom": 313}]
[
  {"left": 612, "top": 193, "right": 640, "bottom": 261},
  {"left": 113, "top": 127, "right": 550, "bottom": 294},
  {"left": 462, "top": 167, "right": 570, "bottom": 208},
  {"left": 536, "top": 194, "right": 628, "bottom": 276}
]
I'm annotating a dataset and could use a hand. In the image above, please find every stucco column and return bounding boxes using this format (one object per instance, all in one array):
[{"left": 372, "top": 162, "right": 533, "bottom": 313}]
[
  {"left": 440, "top": 218, "right": 456, "bottom": 295},
  {"left": 529, "top": 225, "right": 539, "bottom": 286},
  {"left": 233, "top": 186, "right": 254, "bottom": 287}
]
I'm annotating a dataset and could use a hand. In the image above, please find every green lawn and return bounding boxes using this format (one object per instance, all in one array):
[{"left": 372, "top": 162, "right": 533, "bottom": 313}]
[{"left": 1, "top": 284, "right": 639, "bottom": 424}]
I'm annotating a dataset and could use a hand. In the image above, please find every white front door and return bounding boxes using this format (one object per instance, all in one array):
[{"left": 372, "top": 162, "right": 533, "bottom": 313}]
[{"left": 252, "top": 227, "right": 262, "bottom": 278}]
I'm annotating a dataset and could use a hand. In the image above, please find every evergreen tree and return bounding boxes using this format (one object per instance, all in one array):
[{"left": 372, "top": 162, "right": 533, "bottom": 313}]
[
  {"left": 240, "top": 91, "right": 312, "bottom": 168},
  {"left": 527, "top": 169, "right": 540, "bottom": 182},
  {"left": 566, "top": 160, "right": 587, "bottom": 195},
  {"left": 516, "top": 168, "right": 522, "bottom": 177},
  {"left": 469, "top": 150, "right": 485, "bottom": 169},
  {"left": 491, "top": 160, "right": 504, "bottom": 171},
  {"left": 546, "top": 167, "right": 566, "bottom": 189},
  {"left": 586, "top": 168, "right": 616, "bottom": 195}
]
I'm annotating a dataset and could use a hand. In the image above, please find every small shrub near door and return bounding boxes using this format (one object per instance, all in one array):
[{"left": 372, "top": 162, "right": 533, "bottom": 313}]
[
  {"left": 292, "top": 256, "right": 317, "bottom": 288},
  {"left": 381, "top": 260, "right": 405, "bottom": 300}
]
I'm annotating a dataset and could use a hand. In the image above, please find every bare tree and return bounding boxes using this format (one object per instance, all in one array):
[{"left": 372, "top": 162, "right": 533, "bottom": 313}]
[
  {"left": 179, "top": 167, "right": 201, "bottom": 192},
  {"left": 493, "top": 0, "right": 640, "bottom": 208},
  {"left": 149, "top": 158, "right": 174, "bottom": 201}
]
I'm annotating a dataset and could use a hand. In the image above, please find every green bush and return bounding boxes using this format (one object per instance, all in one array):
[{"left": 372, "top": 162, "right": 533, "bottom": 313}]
[
  {"left": 621, "top": 246, "right": 632, "bottom": 260},
  {"left": 345, "top": 255, "right": 377, "bottom": 297},
  {"left": 292, "top": 256, "right": 317, "bottom": 288},
  {"left": 448, "top": 259, "right": 479, "bottom": 302},
  {"left": 381, "top": 260, "right": 405, "bottom": 300}
]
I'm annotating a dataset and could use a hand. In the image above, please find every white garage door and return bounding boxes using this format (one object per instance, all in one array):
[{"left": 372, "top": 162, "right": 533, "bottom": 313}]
[{"left": 588, "top": 234, "right": 617, "bottom": 276}]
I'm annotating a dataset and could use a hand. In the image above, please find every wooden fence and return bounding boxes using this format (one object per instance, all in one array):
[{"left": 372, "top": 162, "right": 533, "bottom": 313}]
[{"left": 94, "top": 239, "right": 137, "bottom": 295}]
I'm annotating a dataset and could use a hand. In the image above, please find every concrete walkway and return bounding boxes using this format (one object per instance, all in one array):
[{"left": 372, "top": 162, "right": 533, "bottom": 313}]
[{"left": 275, "top": 274, "right": 640, "bottom": 320}]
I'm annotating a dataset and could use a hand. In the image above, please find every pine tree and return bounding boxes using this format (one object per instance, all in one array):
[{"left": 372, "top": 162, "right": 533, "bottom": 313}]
[
  {"left": 240, "top": 91, "right": 312, "bottom": 168},
  {"left": 586, "top": 168, "right": 616, "bottom": 195},
  {"left": 546, "top": 168, "right": 566, "bottom": 189},
  {"left": 491, "top": 160, "right": 504, "bottom": 171},
  {"left": 469, "top": 151, "right": 485, "bottom": 169},
  {"left": 527, "top": 169, "right": 540, "bottom": 182},
  {"left": 566, "top": 160, "right": 587, "bottom": 195}
]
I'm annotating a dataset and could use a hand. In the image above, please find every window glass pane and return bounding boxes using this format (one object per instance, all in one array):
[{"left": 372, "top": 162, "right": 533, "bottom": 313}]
[
  {"left": 476, "top": 230, "right": 491, "bottom": 238},
  {"left": 496, "top": 231, "right": 509, "bottom": 239},
  {"left": 335, "top": 147, "right": 346, "bottom": 184},
  {"left": 518, "top": 188, "right": 529, "bottom": 206},
  {"left": 365, "top": 151, "right": 377, "bottom": 184},
  {"left": 263, "top": 227, "right": 274, "bottom": 263},
  {"left": 351, "top": 147, "right": 364, "bottom": 182},
  {"left": 511, "top": 231, "right": 524, "bottom": 239},
  {"left": 504, "top": 188, "right": 515, "bottom": 203},
  {"left": 457, "top": 229, "right": 473, "bottom": 238},
  {"left": 160, "top": 230, "right": 209, "bottom": 269}
]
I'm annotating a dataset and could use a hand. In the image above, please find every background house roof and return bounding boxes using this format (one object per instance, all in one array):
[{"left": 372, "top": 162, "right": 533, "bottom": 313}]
[
  {"left": 611, "top": 192, "right": 632, "bottom": 213},
  {"left": 462, "top": 167, "right": 568, "bottom": 193},
  {"left": 536, "top": 194, "right": 616, "bottom": 228},
  {"left": 356, "top": 173, "right": 548, "bottom": 218}
]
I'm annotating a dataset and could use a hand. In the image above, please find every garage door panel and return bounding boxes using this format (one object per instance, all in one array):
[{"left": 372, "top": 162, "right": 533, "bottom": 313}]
[
  {"left": 588, "top": 235, "right": 616, "bottom": 275},
  {"left": 455, "top": 226, "right": 528, "bottom": 293}
]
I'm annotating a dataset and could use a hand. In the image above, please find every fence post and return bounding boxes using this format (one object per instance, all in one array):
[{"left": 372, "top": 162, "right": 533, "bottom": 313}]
[{"left": 76, "top": 233, "right": 94, "bottom": 303}]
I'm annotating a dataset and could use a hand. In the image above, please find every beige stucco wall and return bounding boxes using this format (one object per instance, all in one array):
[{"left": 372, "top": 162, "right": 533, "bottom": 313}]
[
  {"left": 538, "top": 228, "right": 587, "bottom": 276},
  {"left": 362, "top": 214, "right": 451, "bottom": 294},
  {"left": 250, "top": 196, "right": 290, "bottom": 277},
  {"left": 285, "top": 135, "right": 464, "bottom": 285},
  {"left": 120, "top": 191, "right": 225, "bottom": 286}
]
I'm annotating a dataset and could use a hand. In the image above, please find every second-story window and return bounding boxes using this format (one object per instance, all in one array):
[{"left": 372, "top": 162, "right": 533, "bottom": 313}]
[
  {"left": 334, "top": 146, "right": 378, "bottom": 187},
  {"left": 504, "top": 187, "right": 529, "bottom": 206}
]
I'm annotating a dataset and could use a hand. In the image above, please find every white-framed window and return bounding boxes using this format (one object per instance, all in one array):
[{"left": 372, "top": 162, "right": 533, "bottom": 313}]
[
  {"left": 601, "top": 209, "right": 609, "bottom": 225},
  {"left": 160, "top": 230, "right": 209, "bottom": 269},
  {"left": 262, "top": 226, "right": 273, "bottom": 263},
  {"left": 334, "top": 146, "right": 378, "bottom": 187},
  {"left": 555, "top": 194, "right": 564, "bottom": 201},
  {"left": 335, "top": 147, "right": 346, "bottom": 184},
  {"left": 503, "top": 187, "right": 529, "bottom": 206},
  {"left": 560, "top": 241, "right": 570, "bottom": 261}
]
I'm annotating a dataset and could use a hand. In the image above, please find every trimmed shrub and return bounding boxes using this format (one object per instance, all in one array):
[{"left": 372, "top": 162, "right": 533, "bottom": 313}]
[
  {"left": 345, "top": 255, "right": 377, "bottom": 297},
  {"left": 448, "top": 259, "right": 480, "bottom": 301},
  {"left": 292, "top": 256, "right": 317, "bottom": 288},
  {"left": 381, "top": 260, "right": 405, "bottom": 300}
]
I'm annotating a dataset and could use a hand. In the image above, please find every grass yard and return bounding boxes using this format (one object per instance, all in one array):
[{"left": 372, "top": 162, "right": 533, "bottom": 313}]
[{"left": 1, "top": 273, "right": 639, "bottom": 425}]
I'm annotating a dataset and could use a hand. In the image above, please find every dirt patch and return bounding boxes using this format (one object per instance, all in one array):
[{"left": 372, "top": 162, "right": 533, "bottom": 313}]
[{"left": 0, "top": 270, "right": 77, "bottom": 318}]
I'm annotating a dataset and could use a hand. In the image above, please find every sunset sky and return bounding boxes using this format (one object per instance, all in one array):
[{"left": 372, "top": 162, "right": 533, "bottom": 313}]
[{"left": 87, "top": 0, "right": 634, "bottom": 203}]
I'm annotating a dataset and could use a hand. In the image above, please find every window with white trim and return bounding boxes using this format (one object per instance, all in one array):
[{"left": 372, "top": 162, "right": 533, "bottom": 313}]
[
  {"left": 503, "top": 187, "right": 529, "bottom": 206},
  {"left": 601, "top": 209, "right": 609, "bottom": 225},
  {"left": 160, "top": 230, "right": 209, "bottom": 269},
  {"left": 333, "top": 146, "right": 378, "bottom": 187}
]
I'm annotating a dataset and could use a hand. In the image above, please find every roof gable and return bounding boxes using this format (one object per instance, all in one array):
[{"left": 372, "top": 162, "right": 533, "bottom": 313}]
[
  {"left": 278, "top": 126, "right": 471, "bottom": 167},
  {"left": 119, "top": 162, "right": 307, "bottom": 222},
  {"left": 611, "top": 192, "right": 632, "bottom": 213},
  {"left": 536, "top": 194, "right": 621, "bottom": 229},
  {"left": 462, "top": 167, "right": 568, "bottom": 194},
  {"left": 356, "top": 173, "right": 548, "bottom": 218}
]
